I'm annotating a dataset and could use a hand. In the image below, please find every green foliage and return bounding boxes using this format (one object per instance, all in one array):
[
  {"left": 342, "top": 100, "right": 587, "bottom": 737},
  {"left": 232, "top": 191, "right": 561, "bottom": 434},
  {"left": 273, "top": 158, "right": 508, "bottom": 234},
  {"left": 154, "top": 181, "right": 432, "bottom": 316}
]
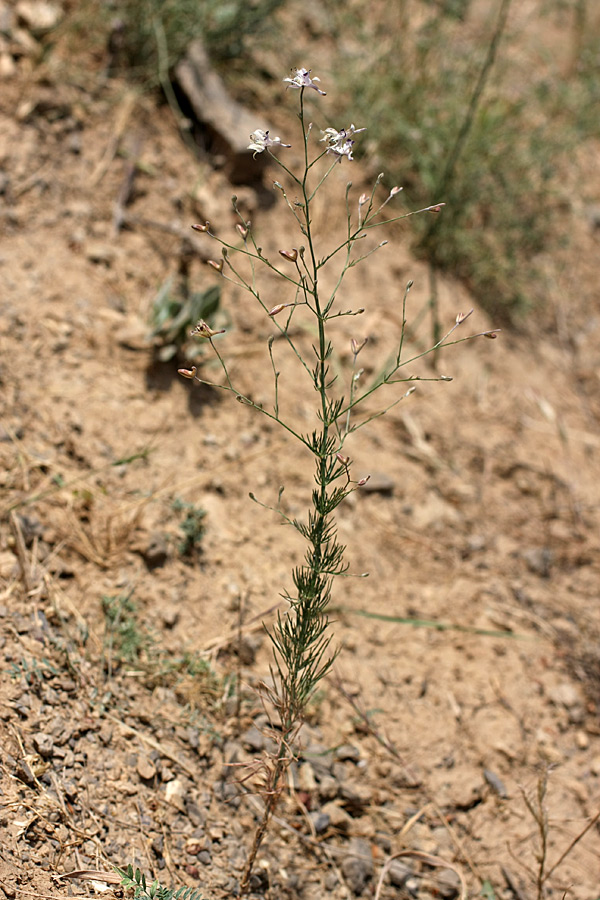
[
  {"left": 102, "top": 592, "right": 154, "bottom": 666},
  {"left": 337, "top": 1, "right": 566, "bottom": 322},
  {"left": 151, "top": 281, "right": 221, "bottom": 362},
  {"left": 172, "top": 498, "right": 207, "bottom": 556},
  {"left": 9, "top": 656, "right": 59, "bottom": 688},
  {"left": 104, "top": 0, "right": 286, "bottom": 85},
  {"left": 116, "top": 865, "right": 203, "bottom": 900}
]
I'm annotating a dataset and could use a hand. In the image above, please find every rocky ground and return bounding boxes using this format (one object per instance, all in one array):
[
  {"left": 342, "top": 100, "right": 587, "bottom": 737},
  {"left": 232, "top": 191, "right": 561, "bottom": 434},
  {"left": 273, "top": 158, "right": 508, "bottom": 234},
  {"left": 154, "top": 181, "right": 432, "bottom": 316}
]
[{"left": 1, "top": 3, "right": 599, "bottom": 900}]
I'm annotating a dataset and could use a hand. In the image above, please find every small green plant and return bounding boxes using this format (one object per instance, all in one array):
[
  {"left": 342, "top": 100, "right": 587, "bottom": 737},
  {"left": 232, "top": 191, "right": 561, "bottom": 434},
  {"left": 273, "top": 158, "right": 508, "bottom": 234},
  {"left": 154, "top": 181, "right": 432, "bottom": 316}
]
[
  {"left": 179, "top": 67, "right": 499, "bottom": 890},
  {"left": 9, "top": 656, "right": 59, "bottom": 688},
  {"left": 172, "top": 498, "right": 206, "bottom": 556},
  {"left": 116, "top": 865, "right": 203, "bottom": 900},
  {"left": 75, "top": 0, "right": 286, "bottom": 87},
  {"left": 102, "top": 591, "right": 154, "bottom": 671},
  {"left": 151, "top": 281, "right": 221, "bottom": 362}
]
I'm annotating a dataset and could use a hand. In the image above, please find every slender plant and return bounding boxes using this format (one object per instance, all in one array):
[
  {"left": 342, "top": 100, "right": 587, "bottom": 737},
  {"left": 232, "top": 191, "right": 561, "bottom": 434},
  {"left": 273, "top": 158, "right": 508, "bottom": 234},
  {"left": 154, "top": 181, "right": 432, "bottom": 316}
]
[{"left": 178, "top": 67, "right": 499, "bottom": 891}]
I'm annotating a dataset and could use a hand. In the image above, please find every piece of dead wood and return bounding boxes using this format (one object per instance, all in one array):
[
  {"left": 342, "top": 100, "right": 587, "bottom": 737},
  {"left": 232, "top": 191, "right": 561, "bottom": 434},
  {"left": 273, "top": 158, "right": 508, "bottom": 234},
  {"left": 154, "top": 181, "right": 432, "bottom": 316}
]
[
  {"left": 175, "top": 40, "right": 269, "bottom": 184},
  {"left": 9, "top": 510, "right": 35, "bottom": 595},
  {"left": 113, "top": 138, "right": 141, "bottom": 236},
  {"left": 91, "top": 89, "right": 139, "bottom": 186}
]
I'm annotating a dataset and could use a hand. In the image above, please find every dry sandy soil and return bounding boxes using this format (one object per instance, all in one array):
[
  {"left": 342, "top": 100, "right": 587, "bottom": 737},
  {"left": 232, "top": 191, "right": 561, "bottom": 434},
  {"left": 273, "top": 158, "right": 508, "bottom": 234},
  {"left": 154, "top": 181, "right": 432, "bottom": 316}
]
[{"left": 1, "top": 5, "right": 599, "bottom": 900}]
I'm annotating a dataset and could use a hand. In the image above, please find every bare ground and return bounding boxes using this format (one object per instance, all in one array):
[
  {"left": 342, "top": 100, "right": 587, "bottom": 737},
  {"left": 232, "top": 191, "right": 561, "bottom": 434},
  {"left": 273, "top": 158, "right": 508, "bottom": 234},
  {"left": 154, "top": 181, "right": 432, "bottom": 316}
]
[{"left": 1, "top": 10, "right": 599, "bottom": 900}]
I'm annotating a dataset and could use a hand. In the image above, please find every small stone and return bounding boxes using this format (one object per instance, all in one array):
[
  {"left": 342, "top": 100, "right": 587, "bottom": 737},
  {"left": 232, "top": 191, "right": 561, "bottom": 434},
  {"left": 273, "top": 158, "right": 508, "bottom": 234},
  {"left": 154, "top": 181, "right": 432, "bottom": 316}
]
[
  {"left": 443, "top": 772, "right": 483, "bottom": 810},
  {"left": 136, "top": 755, "right": 156, "bottom": 781},
  {"left": 160, "top": 606, "right": 179, "bottom": 629},
  {"left": 388, "top": 860, "right": 411, "bottom": 887},
  {"left": 85, "top": 242, "right": 116, "bottom": 266},
  {"left": 32, "top": 732, "right": 54, "bottom": 759},
  {"left": 483, "top": 769, "right": 508, "bottom": 799},
  {"left": 576, "top": 731, "right": 589, "bottom": 750},
  {"left": 298, "top": 762, "right": 317, "bottom": 793},
  {"left": 165, "top": 778, "right": 186, "bottom": 812},
  {"left": 141, "top": 533, "right": 169, "bottom": 570},
  {"left": 437, "top": 869, "right": 461, "bottom": 899},
  {"left": 236, "top": 633, "right": 262, "bottom": 665},
  {"left": 309, "top": 811, "right": 330, "bottom": 834},
  {"left": 547, "top": 682, "right": 582, "bottom": 709},
  {"left": 0, "top": 53, "right": 16, "bottom": 78},
  {"left": 318, "top": 774, "right": 338, "bottom": 800},
  {"left": 339, "top": 779, "right": 373, "bottom": 815},
  {"left": 15, "top": 758, "right": 36, "bottom": 786},
  {"left": 522, "top": 547, "right": 553, "bottom": 577},
  {"left": 185, "top": 838, "right": 206, "bottom": 856},
  {"left": 341, "top": 837, "right": 374, "bottom": 895},
  {"left": 152, "top": 835, "right": 164, "bottom": 857},
  {"left": 321, "top": 801, "right": 352, "bottom": 832},
  {"left": 335, "top": 743, "right": 361, "bottom": 762},
  {"left": 241, "top": 724, "right": 265, "bottom": 753},
  {"left": 16, "top": 1, "right": 61, "bottom": 34}
]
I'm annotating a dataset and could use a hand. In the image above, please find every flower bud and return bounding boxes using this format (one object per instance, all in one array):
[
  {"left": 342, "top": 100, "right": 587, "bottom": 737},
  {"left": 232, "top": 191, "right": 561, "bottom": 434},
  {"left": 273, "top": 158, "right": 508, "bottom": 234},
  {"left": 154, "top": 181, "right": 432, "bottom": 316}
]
[
  {"left": 268, "top": 304, "right": 287, "bottom": 317},
  {"left": 236, "top": 223, "right": 249, "bottom": 239},
  {"left": 440, "top": 375, "right": 453, "bottom": 382},
  {"left": 484, "top": 331, "right": 499, "bottom": 339},
  {"left": 336, "top": 453, "right": 350, "bottom": 465},
  {"left": 359, "top": 193, "right": 369, "bottom": 206},
  {"left": 357, "top": 475, "right": 371, "bottom": 487},
  {"left": 456, "top": 309, "right": 473, "bottom": 325},
  {"left": 389, "top": 186, "right": 402, "bottom": 196},
  {"left": 178, "top": 366, "right": 197, "bottom": 379},
  {"left": 191, "top": 222, "right": 210, "bottom": 232},
  {"left": 279, "top": 249, "right": 298, "bottom": 262},
  {"left": 207, "top": 259, "right": 224, "bottom": 273}
]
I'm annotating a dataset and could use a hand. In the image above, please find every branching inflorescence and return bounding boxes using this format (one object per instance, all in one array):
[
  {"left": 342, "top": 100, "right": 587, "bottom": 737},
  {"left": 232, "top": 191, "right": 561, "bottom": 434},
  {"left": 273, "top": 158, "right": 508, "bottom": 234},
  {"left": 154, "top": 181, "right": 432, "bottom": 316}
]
[{"left": 179, "top": 66, "right": 499, "bottom": 891}]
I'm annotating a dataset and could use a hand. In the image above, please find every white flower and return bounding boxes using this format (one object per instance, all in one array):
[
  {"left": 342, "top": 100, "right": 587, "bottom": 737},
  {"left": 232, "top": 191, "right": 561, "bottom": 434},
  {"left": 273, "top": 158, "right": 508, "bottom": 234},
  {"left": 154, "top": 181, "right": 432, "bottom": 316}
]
[
  {"left": 320, "top": 123, "right": 366, "bottom": 163},
  {"left": 283, "top": 67, "right": 326, "bottom": 95},
  {"left": 248, "top": 129, "right": 291, "bottom": 155}
]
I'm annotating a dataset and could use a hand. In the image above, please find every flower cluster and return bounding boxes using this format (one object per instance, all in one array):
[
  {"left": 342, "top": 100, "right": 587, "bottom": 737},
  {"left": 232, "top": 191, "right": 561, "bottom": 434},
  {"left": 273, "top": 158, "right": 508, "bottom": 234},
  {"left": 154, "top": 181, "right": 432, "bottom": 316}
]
[
  {"left": 247, "top": 71, "right": 364, "bottom": 166},
  {"left": 320, "top": 124, "right": 366, "bottom": 163}
]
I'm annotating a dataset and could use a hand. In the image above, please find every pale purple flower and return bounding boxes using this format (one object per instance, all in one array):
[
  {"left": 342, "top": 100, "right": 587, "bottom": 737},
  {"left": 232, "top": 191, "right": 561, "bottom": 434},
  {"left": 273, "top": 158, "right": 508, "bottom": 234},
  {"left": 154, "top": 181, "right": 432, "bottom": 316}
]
[
  {"left": 283, "top": 67, "right": 326, "bottom": 95},
  {"left": 248, "top": 129, "right": 291, "bottom": 155},
  {"left": 320, "top": 123, "right": 366, "bottom": 163}
]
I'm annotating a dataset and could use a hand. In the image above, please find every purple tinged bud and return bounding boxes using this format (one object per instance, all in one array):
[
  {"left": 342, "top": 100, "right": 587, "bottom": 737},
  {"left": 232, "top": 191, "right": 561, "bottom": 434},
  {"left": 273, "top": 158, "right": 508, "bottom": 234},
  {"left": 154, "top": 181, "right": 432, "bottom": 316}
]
[
  {"left": 191, "top": 222, "right": 210, "bottom": 232},
  {"left": 268, "top": 304, "right": 286, "bottom": 317},
  {"left": 279, "top": 249, "right": 298, "bottom": 262},
  {"left": 207, "top": 259, "right": 224, "bottom": 273},
  {"left": 357, "top": 475, "right": 371, "bottom": 487},
  {"left": 178, "top": 366, "right": 197, "bottom": 379}
]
